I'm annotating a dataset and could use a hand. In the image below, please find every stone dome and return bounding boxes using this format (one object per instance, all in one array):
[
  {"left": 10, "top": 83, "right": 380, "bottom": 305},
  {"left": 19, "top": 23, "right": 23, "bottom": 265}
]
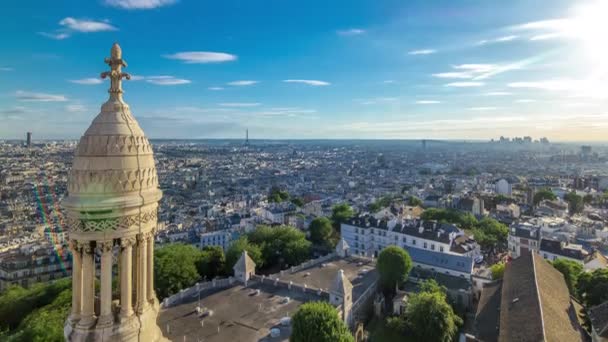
[{"left": 63, "top": 43, "right": 161, "bottom": 226}]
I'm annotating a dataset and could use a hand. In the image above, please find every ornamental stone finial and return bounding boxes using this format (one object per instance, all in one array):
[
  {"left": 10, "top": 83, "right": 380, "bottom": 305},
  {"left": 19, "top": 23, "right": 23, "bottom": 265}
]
[{"left": 100, "top": 42, "right": 131, "bottom": 99}]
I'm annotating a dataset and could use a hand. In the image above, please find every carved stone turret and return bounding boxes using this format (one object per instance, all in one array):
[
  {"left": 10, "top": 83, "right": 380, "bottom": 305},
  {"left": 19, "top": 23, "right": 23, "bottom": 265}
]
[{"left": 63, "top": 43, "right": 166, "bottom": 342}]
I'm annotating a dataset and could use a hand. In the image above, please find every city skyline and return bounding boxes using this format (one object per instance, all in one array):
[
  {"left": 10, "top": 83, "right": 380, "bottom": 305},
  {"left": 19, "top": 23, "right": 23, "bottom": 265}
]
[{"left": 2, "top": 0, "right": 608, "bottom": 140}]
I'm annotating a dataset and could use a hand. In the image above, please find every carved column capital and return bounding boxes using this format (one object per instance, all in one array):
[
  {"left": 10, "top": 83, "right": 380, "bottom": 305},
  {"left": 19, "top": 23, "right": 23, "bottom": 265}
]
[
  {"left": 82, "top": 242, "right": 95, "bottom": 255},
  {"left": 69, "top": 239, "right": 82, "bottom": 253},
  {"left": 120, "top": 236, "right": 136, "bottom": 248},
  {"left": 98, "top": 240, "right": 114, "bottom": 253}
]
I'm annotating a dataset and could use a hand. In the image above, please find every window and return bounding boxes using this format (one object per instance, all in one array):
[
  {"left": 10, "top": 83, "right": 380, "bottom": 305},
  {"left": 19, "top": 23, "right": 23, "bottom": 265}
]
[
  {"left": 402, "top": 237, "right": 406, "bottom": 243},
  {"left": 440, "top": 246, "right": 444, "bottom": 252},
  {"left": 394, "top": 235, "right": 398, "bottom": 241},
  {"left": 412, "top": 239, "right": 416, "bottom": 245},
  {"left": 424, "top": 242, "right": 427, "bottom": 249},
  {"left": 431, "top": 244, "right": 435, "bottom": 250},
  {"left": 543, "top": 253, "right": 548, "bottom": 259}
]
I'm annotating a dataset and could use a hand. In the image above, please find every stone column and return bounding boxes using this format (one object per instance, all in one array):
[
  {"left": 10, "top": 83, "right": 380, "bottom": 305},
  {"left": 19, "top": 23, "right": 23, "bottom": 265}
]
[
  {"left": 69, "top": 240, "right": 83, "bottom": 323},
  {"left": 146, "top": 233, "right": 155, "bottom": 303},
  {"left": 120, "top": 237, "right": 135, "bottom": 319},
  {"left": 97, "top": 241, "right": 114, "bottom": 326},
  {"left": 136, "top": 233, "right": 148, "bottom": 313},
  {"left": 77, "top": 242, "right": 96, "bottom": 328}
]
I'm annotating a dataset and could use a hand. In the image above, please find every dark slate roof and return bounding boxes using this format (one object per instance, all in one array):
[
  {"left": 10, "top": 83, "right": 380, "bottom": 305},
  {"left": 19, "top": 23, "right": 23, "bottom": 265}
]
[
  {"left": 540, "top": 239, "right": 586, "bottom": 261},
  {"left": 475, "top": 282, "right": 502, "bottom": 342},
  {"left": 511, "top": 226, "right": 539, "bottom": 239},
  {"left": 498, "top": 252, "right": 586, "bottom": 342},
  {"left": 403, "top": 246, "right": 473, "bottom": 274},
  {"left": 589, "top": 301, "right": 608, "bottom": 338}
]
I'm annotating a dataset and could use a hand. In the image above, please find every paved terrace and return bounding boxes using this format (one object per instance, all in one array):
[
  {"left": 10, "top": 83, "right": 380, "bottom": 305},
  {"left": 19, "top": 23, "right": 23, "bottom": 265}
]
[
  {"left": 269, "top": 256, "right": 378, "bottom": 301},
  {"left": 158, "top": 282, "right": 319, "bottom": 342}
]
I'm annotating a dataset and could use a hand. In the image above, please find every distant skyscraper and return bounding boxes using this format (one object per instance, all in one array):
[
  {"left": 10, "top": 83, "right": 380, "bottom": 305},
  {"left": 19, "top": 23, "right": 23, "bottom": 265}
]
[
  {"left": 63, "top": 43, "right": 165, "bottom": 341},
  {"left": 26, "top": 132, "right": 32, "bottom": 148},
  {"left": 246, "top": 128, "right": 249, "bottom": 145}
]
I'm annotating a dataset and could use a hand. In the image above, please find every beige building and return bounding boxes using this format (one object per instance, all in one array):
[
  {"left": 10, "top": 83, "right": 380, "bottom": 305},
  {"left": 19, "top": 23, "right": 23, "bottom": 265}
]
[{"left": 63, "top": 43, "right": 166, "bottom": 341}]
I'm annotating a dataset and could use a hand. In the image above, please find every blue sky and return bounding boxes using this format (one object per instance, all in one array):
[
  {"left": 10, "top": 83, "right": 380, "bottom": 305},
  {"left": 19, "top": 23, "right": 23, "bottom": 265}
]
[{"left": 1, "top": 0, "right": 608, "bottom": 140}]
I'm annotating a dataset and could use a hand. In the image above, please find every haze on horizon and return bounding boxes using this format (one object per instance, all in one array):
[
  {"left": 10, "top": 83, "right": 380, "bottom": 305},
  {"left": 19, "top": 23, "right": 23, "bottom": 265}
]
[{"left": 1, "top": 0, "right": 608, "bottom": 141}]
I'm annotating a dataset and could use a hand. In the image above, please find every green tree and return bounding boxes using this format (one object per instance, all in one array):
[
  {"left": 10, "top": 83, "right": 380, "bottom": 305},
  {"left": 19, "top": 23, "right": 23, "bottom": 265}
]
[
  {"left": 419, "top": 279, "right": 447, "bottom": 298},
  {"left": 473, "top": 218, "right": 508, "bottom": 253},
  {"left": 583, "top": 194, "right": 594, "bottom": 205},
  {"left": 309, "top": 217, "right": 334, "bottom": 247},
  {"left": 377, "top": 246, "right": 413, "bottom": 293},
  {"left": 406, "top": 291, "right": 463, "bottom": 342},
  {"left": 331, "top": 203, "right": 355, "bottom": 231},
  {"left": 533, "top": 188, "right": 557, "bottom": 205},
  {"left": 154, "top": 243, "right": 203, "bottom": 299},
  {"left": 490, "top": 262, "right": 506, "bottom": 280},
  {"left": 564, "top": 192, "right": 584, "bottom": 215},
  {"left": 551, "top": 258, "right": 583, "bottom": 295},
  {"left": 290, "top": 301, "right": 354, "bottom": 342},
  {"left": 225, "top": 236, "right": 264, "bottom": 274},
  {"left": 13, "top": 288, "right": 72, "bottom": 342},
  {"left": 577, "top": 268, "right": 608, "bottom": 307},
  {"left": 268, "top": 186, "right": 290, "bottom": 203},
  {"left": 408, "top": 196, "right": 423, "bottom": 207},
  {"left": 291, "top": 197, "right": 305, "bottom": 207},
  {"left": 197, "top": 246, "right": 226, "bottom": 280},
  {"left": 248, "top": 225, "right": 311, "bottom": 267},
  {"left": 0, "top": 278, "right": 71, "bottom": 331}
]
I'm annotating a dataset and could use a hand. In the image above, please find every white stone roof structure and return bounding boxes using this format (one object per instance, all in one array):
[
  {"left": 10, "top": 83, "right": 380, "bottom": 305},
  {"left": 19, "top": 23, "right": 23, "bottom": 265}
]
[
  {"left": 234, "top": 250, "right": 256, "bottom": 274},
  {"left": 330, "top": 269, "right": 353, "bottom": 296}
]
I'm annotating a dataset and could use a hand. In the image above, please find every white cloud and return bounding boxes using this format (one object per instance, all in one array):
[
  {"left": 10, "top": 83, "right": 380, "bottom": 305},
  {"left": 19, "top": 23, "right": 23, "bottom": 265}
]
[
  {"left": 38, "top": 32, "right": 71, "bottom": 40},
  {"left": 445, "top": 82, "right": 485, "bottom": 87},
  {"left": 432, "top": 72, "right": 472, "bottom": 79},
  {"left": 129, "top": 75, "right": 145, "bottom": 81},
  {"left": 383, "top": 80, "right": 395, "bottom": 84},
  {"left": 208, "top": 87, "right": 224, "bottom": 91},
  {"left": 484, "top": 91, "right": 512, "bottom": 96},
  {"left": 15, "top": 90, "right": 67, "bottom": 102},
  {"left": 477, "top": 35, "right": 518, "bottom": 45},
  {"left": 469, "top": 107, "right": 498, "bottom": 111},
  {"left": 515, "top": 99, "right": 536, "bottom": 103},
  {"left": 356, "top": 97, "right": 398, "bottom": 105},
  {"left": 227, "top": 80, "right": 258, "bottom": 86},
  {"left": 219, "top": 102, "right": 261, "bottom": 107},
  {"left": 408, "top": 49, "right": 436, "bottom": 55},
  {"left": 104, "top": 0, "right": 177, "bottom": 10},
  {"left": 66, "top": 104, "right": 86, "bottom": 112},
  {"left": 59, "top": 17, "right": 117, "bottom": 32},
  {"left": 69, "top": 78, "right": 103, "bottom": 85},
  {"left": 0, "top": 67, "right": 13, "bottom": 71},
  {"left": 507, "top": 80, "right": 575, "bottom": 91},
  {"left": 415, "top": 100, "right": 441, "bottom": 104},
  {"left": 283, "top": 79, "right": 330, "bottom": 86},
  {"left": 164, "top": 51, "right": 237, "bottom": 64},
  {"left": 337, "top": 28, "right": 366, "bottom": 36},
  {"left": 434, "top": 62, "right": 525, "bottom": 81},
  {"left": 146, "top": 75, "right": 191, "bottom": 85}
]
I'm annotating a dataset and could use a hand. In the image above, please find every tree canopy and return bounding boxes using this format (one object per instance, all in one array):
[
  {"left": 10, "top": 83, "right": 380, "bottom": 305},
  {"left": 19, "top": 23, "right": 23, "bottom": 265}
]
[
  {"left": 290, "top": 301, "right": 354, "bottom": 342},
  {"left": 564, "top": 192, "right": 584, "bottom": 215},
  {"left": 420, "top": 208, "right": 477, "bottom": 230},
  {"left": 268, "top": 186, "right": 290, "bottom": 203},
  {"left": 196, "top": 245, "right": 226, "bottom": 280},
  {"left": 489, "top": 262, "right": 506, "bottom": 280},
  {"left": 577, "top": 268, "right": 608, "bottom": 307},
  {"left": 405, "top": 291, "right": 462, "bottom": 342},
  {"left": 248, "top": 225, "right": 311, "bottom": 268},
  {"left": 533, "top": 188, "right": 557, "bottom": 205},
  {"left": 225, "top": 236, "right": 264, "bottom": 274},
  {"left": 407, "top": 196, "right": 423, "bottom": 207},
  {"left": 331, "top": 203, "right": 355, "bottom": 231},
  {"left": 551, "top": 258, "right": 583, "bottom": 295},
  {"left": 472, "top": 218, "right": 509, "bottom": 253},
  {"left": 154, "top": 243, "right": 203, "bottom": 299},
  {"left": 309, "top": 217, "right": 334, "bottom": 248},
  {"left": 377, "top": 246, "right": 413, "bottom": 293}
]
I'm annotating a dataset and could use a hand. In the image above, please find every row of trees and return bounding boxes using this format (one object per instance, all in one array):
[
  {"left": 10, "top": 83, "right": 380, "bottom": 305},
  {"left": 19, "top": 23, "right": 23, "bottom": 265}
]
[
  {"left": 369, "top": 195, "right": 423, "bottom": 213},
  {"left": 551, "top": 259, "right": 608, "bottom": 307},
  {"left": 420, "top": 208, "right": 508, "bottom": 254}
]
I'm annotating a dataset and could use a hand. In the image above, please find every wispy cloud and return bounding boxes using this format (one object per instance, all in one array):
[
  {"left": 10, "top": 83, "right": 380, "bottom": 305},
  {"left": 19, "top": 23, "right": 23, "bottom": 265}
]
[
  {"left": 0, "top": 67, "right": 13, "bottom": 71},
  {"left": 432, "top": 72, "right": 472, "bottom": 79},
  {"left": 408, "top": 49, "right": 436, "bottom": 55},
  {"left": 356, "top": 97, "right": 398, "bottom": 105},
  {"left": 383, "top": 80, "right": 396, "bottom": 84},
  {"left": 227, "top": 80, "right": 258, "bottom": 86},
  {"left": 219, "top": 102, "right": 261, "bottom": 107},
  {"left": 146, "top": 75, "right": 191, "bottom": 85},
  {"left": 468, "top": 107, "right": 498, "bottom": 111},
  {"left": 434, "top": 62, "right": 525, "bottom": 81},
  {"left": 69, "top": 78, "right": 103, "bottom": 85},
  {"left": 415, "top": 100, "right": 441, "bottom": 104},
  {"left": 445, "top": 82, "right": 485, "bottom": 87},
  {"left": 283, "top": 79, "right": 330, "bottom": 86},
  {"left": 66, "top": 104, "right": 86, "bottom": 112},
  {"left": 477, "top": 35, "right": 518, "bottom": 45},
  {"left": 164, "top": 51, "right": 237, "bottom": 64},
  {"left": 507, "top": 80, "right": 575, "bottom": 91},
  {"left": 15, "top": 90, "right": 67, "bottom": 102},
  {"left": 208, "top": 86, "right": 224, "bottom": 91},
  {"left": 484, "top": 91, "right": 512, "bottom": 96},
  {"left": 59, "top": 17, "right": 117, "bottom": 32},
  {"left": 337, "top": 28, "right": 366, "bottom": 36},
  {"left": 38, "top": 32, "right": 71, "bottom": 40},
  {"left": 104, "top": 0, "right": 177, "bottom": 10},
  {"left": 515, "top": 99, "right": 536, "bottom": 103}
]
